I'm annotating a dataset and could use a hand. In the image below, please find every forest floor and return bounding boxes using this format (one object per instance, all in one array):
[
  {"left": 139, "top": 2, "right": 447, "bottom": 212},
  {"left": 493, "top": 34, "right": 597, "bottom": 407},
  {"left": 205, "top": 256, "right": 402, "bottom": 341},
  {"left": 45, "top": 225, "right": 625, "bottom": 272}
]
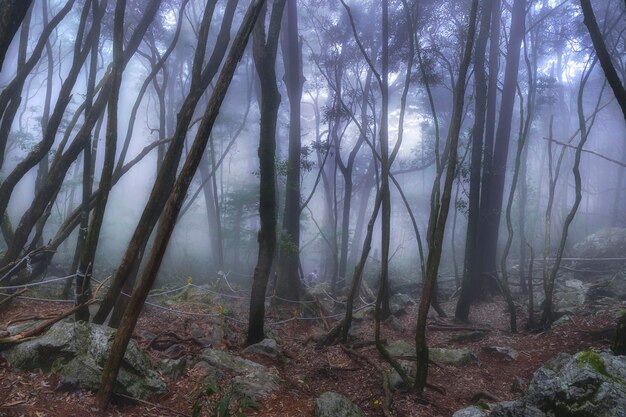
[{"left": 0, "top": 287, "right": 621, "bottom": 417}]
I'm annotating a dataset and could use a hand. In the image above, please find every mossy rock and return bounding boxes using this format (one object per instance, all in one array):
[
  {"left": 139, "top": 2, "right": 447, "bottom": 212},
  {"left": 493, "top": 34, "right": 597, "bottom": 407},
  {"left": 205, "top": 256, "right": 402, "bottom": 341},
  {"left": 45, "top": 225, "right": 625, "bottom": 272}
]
[
  {"left": 314, "top": 392, "right": 365, "bottom": 417},
  {"left": 1, "top": 321, "right": 166, "bottom": 399}
]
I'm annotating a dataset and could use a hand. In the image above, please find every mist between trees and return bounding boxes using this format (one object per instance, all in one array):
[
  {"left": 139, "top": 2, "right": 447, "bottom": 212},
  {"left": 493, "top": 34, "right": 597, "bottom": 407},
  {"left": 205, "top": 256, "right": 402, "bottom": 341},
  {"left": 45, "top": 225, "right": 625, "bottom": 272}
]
[{"left": 0, "top": 0, "right": 625, "bottom": 410}]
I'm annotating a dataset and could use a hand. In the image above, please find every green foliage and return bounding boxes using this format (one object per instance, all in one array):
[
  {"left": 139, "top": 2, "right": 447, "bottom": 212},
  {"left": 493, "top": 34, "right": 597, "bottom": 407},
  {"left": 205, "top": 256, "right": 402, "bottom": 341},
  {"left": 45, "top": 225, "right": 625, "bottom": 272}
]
[{"left": 278, "top": 231, "right": 299, "bottom": 255}]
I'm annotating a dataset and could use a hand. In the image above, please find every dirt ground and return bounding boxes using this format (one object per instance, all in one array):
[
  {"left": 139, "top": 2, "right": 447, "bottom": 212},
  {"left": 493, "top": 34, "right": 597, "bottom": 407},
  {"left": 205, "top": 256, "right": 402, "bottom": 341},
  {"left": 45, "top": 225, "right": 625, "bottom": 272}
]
[{"left": 0, "top": 291, "right": 620, "bottom": 417}]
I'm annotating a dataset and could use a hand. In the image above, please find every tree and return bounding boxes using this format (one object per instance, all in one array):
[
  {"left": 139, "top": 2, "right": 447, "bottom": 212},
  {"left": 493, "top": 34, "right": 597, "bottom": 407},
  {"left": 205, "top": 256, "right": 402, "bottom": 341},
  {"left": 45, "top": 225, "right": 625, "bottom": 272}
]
[
  {"left": 0, "top": 0, "right": 34, "bottom": 70},
  {"left": 579, "top": 0, "right": 626, "bottom": 123},
  {"left": 275, "top": 0, "right": 304, "bottom": 301},
  {"left": 247, "top": 0, "right": 287, "bottom": 345},
  {"left": 97, "top": 0, "right": 266, "bottom": 408}
]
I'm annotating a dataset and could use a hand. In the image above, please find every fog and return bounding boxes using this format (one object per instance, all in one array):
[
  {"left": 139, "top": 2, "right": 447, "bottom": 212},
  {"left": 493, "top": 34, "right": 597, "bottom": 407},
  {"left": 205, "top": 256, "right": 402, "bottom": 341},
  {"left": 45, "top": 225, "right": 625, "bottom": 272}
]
[{"left": 0, "top": 0, "right": 625, "bottom": 406}]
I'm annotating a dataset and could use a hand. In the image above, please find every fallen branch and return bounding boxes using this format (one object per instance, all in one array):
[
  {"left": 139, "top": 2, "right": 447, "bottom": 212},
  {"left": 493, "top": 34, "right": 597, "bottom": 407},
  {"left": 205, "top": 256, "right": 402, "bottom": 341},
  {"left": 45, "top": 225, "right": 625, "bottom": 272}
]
[
  {"left": 113, "top": 393, "right": 191, "bottom": 417},
  {"left": 0, "top": 299, "right": 95, "bottom": 344},
  {"left": 427, "top": 325, "right": 491, "bottom": 332},
  {"left": 0, "top": 288, "right": 27, "bottom": 308}
]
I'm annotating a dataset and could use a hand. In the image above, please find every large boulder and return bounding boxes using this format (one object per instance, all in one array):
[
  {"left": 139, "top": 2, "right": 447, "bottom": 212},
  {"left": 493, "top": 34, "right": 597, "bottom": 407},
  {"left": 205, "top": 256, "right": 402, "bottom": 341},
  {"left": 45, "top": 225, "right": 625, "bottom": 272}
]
[
  {"left": 1, "top": 321, "right": 166, "bottom": 399},
  {"left": 454, "top": 350, "right": 626, "bottom": 417},
  {"left": 574, "top": 228, "right": 626, "bottom": 258},
  {"left": 314, "top": 392, "right": 365, "bottom": 417},
  {"left": 195, "top": 348, "right": 282, "bottom": 402}
]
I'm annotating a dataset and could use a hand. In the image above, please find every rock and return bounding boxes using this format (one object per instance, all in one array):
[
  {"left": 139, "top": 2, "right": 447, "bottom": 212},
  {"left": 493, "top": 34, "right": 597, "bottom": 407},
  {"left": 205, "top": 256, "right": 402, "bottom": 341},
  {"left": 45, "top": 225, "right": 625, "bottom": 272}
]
[
  {"left": 526, "top": 350, "right": 626, "bottom": 416},
  {"left": 159, "top": 358, "right": 186, "bottom": 380},
  {"left": 195, "top": 348, "right": 282, "bottom": 402},
  {"left": 573, "top": 228, "right": 626, "bottom": 260},
  {"left": 430, "top": 348, "right": 478, "bottom": 367},
  {"left": 386, "top": 341, "right": 477, "bottom": 366},
  {"left": 1, "top": 321, "right": 166, "bottom": 399},
  {"left": 555, "top": 287, "right": 586, "bottom": 314},
  {"left": 489, "top": 400, "right": 545, "bottom": 417},
  {"left": 314, "top": 392, "right": 365, "bottom": 417},
  {"left": 243, "top": 338, "right": 279, "bottom": 358},
  {"left": 231, "top": 368, "right": 282, "bottom": 402},
  {"left": 452, "top": 406, "right": 488, "bottom": 417},
  {"left": 454, "top": 350, "right": 626, "bottom": 417},
  {"left": 352, "top": 306, "right": 374, "bottom": 321},
  {"left": 587, "top": 272, "right": 626, "bottom": 302},
  {"left": 390, "top": 293, "right": 415, "bottom": 307},
  {"left": 388, "top": 362, "right": 414, "bottom": 391},
  {"left": 386, "top": 340, "right": 414, "bottom": 357},
  {"left": 551, "top": 315, "right": 571, "bottom": 327},
  {"left": 390, "top": 303, "right": 407, "bottom": 316},
  {"left": 482, "top": 346, "right": 519, "bottom": 361},
  {"left": 198, "top": 348, "right": 264, "bottom": 373}
]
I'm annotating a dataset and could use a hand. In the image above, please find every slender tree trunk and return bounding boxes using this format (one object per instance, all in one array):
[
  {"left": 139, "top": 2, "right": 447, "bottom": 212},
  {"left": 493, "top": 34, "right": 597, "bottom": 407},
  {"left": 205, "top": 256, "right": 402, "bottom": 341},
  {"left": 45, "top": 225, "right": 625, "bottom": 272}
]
[
  {"left": 97, "top": 2, "right": 265, "bottom": 408},
  {"left": 247, "top": 0, "right": 286, "bottom": 345},
  {"left": 415, "top": 0, "right": 478, "bottom": 394}
]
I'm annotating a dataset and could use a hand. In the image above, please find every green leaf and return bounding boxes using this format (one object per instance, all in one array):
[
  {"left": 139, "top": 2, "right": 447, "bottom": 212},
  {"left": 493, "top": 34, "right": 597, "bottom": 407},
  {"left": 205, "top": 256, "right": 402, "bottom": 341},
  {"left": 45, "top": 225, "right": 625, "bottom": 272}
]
[{"left": 216, "top": 396, "right": 231, "bottom": 417}]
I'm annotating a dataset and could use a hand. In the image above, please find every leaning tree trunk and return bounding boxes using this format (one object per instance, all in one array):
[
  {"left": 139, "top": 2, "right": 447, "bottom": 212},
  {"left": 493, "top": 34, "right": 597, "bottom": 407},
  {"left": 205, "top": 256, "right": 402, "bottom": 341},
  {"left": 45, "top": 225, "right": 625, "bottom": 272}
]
[
  {"left": 96, "top": 1, "right": 266, "bottom": 408},
  {"left": 415, "top": 0, "right": 478, "bottom": 394}
]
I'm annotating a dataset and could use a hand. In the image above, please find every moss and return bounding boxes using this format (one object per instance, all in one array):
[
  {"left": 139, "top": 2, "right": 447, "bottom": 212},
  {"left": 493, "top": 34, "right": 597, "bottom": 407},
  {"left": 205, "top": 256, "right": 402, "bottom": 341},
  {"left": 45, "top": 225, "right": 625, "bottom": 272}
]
[{"left": 577, "top": 351, "right": 610, "bottom": 378}]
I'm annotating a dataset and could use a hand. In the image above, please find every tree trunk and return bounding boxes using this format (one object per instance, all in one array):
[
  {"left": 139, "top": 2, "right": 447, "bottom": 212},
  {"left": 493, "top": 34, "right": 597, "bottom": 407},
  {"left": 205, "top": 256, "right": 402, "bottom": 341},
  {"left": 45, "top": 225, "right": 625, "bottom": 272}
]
[
  {"left": 476, "top": 0, "right": 526, "bottom": 293},
  {"left": 275, "top": 0, "right": 303, "bottom": 301},
  {"left": 415, "top": 0, "right": 478, "bottom": 394},
  {"left": 247, "top": 0, "right": 286, "bottom": 345}
]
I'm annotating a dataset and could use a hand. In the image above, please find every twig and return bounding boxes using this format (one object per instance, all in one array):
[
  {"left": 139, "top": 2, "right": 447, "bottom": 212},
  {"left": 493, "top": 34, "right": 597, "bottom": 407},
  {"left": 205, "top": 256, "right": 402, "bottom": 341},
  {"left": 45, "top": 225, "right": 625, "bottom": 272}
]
[
  {"left": 112, "top": 393, "right": 191, "bottom": 417},
  {"left": 0, "top": 288, "right": 27, "bottom": 308}
]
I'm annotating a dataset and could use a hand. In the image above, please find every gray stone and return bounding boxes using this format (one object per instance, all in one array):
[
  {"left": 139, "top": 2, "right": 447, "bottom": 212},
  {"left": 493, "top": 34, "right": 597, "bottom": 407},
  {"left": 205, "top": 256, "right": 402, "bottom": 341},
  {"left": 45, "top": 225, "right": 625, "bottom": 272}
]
[
  {"left": 430, "top": 348, "right": 478, "bottom": 367},
  {"left": 386, "top": 341, "right": 477, "bottom": 366},
  {"left": 159, "top": 358, "right": 186, "bottom": 380},
  {"left": 314, "top": 392, "right": 365, "bottom": 417},
  {"left": 195, "top": 348, "right": 282, "bottom": 402},
  {"left": 482, "top": 346, "right": 519, "bottom": 361},
  {"left": 489, "top": 400, "right": 545, "bottom": 417},
  {"left": 198, "top": 348, "right": 265, "bottom": 373},
  {"left": 386, "top": 340, "right": 414, "bottom": 357},
  {"left": 352, "top": 306, "right": 374, "bottom": 321},
  {"left": 454, "top": 350, "right": 626, "bottom": 417},
  {"left": 525, "top": 351, "right": 626, "bottom": 416},
  {"left": 573, "top": 228, "right": 626, "bottom": 260},
  {"left": 243, "top": 338, "right": 279, "bottom": 358},
  {"left": 452, "top": 406, "right": 488, "bottom": 417},
  {"left": 230, "top": 368, "right": 282, "bottom": 402},
  {"left": 390, "top": 293, "right": 415, "bottom": 307},
  {"left": 1, "top": 321, "right": 166, "bottom": 399}
]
